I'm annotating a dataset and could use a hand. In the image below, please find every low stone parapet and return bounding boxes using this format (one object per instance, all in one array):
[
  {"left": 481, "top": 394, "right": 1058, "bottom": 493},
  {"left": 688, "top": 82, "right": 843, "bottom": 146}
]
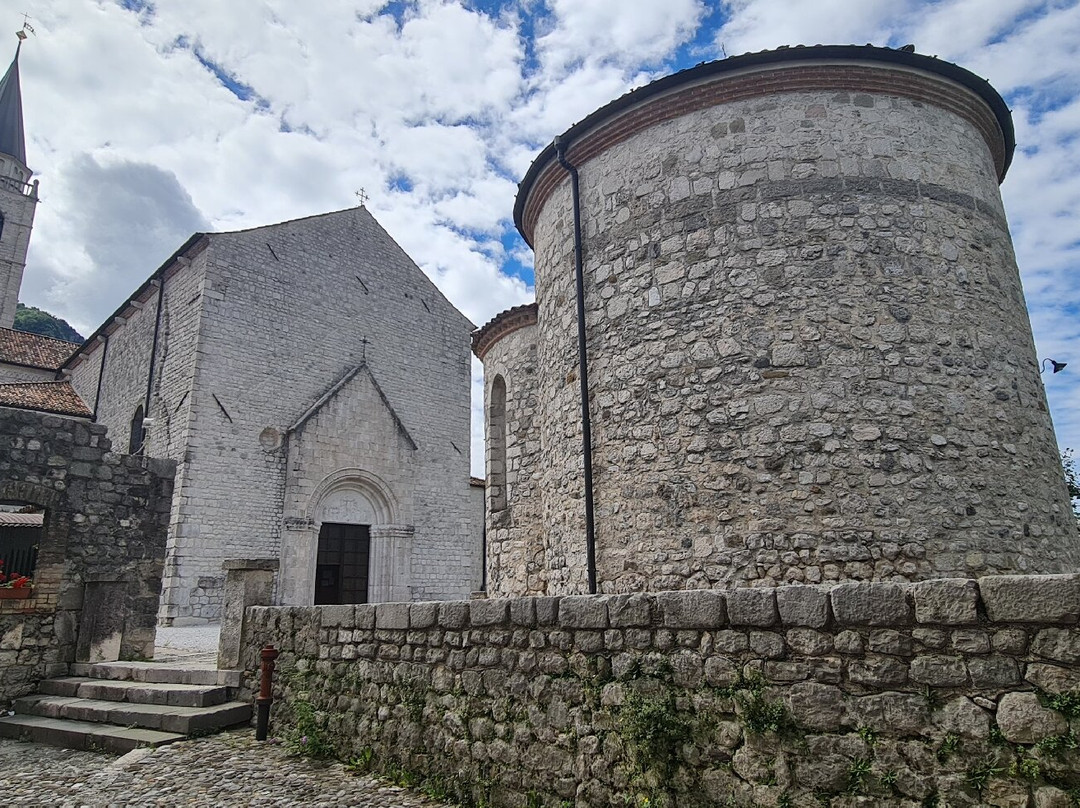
[{"left": 240, "top": 575, "right": 1080, "bottom": 807}]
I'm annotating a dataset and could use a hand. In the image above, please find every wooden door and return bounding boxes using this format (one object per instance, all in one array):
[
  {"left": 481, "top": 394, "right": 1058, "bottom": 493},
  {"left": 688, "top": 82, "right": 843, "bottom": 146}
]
[{"left": 314, "top": 522, "right": 371, "bottom": 604}]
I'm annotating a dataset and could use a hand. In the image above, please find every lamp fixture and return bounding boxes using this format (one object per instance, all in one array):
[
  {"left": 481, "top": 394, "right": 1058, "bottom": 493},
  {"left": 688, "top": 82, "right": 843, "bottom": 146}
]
[{"left": 1042, "top": 358, "right": 1068, "bottom": 374}]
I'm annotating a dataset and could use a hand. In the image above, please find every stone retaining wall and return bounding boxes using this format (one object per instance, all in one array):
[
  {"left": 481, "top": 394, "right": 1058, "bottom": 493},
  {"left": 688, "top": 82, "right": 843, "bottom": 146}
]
[
  {"left": 243, "top": 575, "right": 1080, "bottom": 807},
  {"left": 0, "top": 407, "right": 175, "bottom": 702}
]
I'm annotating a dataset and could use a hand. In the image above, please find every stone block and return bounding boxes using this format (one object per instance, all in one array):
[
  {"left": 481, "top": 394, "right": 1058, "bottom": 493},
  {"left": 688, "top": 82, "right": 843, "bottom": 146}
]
[
  {"left": 354, "top": 604, "right": 376, "bottom": 630},
  {"left": 559, "top": 596, "right": 608, "bottom": 630},
  {"left": 847, "top": 656, "right": 908, "bottom": 687},
  {"left": 510, "top": 598, "right": 536, "bottom": 627},
  {"left": 375, "top": 603, "right": 410, "bottom": 630},
  {"left": 934, "top": 696, "right": 991, "bottom": 739},
  {"left": 726, "top": 588, "right": 778, "bottom": 627},
  {"left": 655, "top": 590, "right": 726, "bottom": 629},
  {"left": 319, "top": 605, "right": 355, "bottom": 629},
  {"left": 438, "top": 602, "right": 469, "bottom": 630},
  {"left": 911, "top": 578, "right": 978, "bottom": 625},
  {"left": 409, "top": 602, "right": 437, "bottom": 629},
  {"left": 605, "top": 594, "right": 651, "bottom": 627},
  {"left": 786, "top": 628, "right": 832, "bottom": 656},
  {"left": 851, "top": 692, "right": 928, "bottom": 736},
  {"left": 785, "top": 682, "right": 846, "bottom": 731},
  {"left": 980, "top": 574, "right": 1080, "bottom": 624},
  {"left": 1025, "top": 663, "right": 1080, "bottom": 694},
  {"left": 910, "top": 655, "right": 967, "bottom": 687},
  {"left": 997, "top": 692, "right": 1068, "bottom": 743},
  {"left": 470, "top": 599, "right": 509, "bottom": 627},
  {"left": 967, "top": 656, "right": 1020, "bottom": 688},
  {"left": 534, "top": 597, "right": 559, "bottom": 625},
  {"left": 1035, "top": 787, "right": 1074, "bottom": 808},
  {"left": 1030, "top": 628, "right": 1080, "bottom": 664},
  {"left": 830, "top": 582, "right": 912, "bottom": 626},
  {"left": 776, "top": 585, "right": 830, "bottom": 628}
]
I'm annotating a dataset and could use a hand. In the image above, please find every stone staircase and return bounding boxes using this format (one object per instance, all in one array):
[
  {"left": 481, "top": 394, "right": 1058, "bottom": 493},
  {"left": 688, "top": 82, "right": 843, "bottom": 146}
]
[{"left": 0, "top": 659, "right": 251, "bottom": 753}]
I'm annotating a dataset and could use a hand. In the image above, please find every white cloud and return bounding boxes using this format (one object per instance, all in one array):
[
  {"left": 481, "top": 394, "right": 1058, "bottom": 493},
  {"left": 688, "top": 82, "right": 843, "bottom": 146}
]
[{"left": 10, "top": 0, "right": 1080, "bottom": 473}]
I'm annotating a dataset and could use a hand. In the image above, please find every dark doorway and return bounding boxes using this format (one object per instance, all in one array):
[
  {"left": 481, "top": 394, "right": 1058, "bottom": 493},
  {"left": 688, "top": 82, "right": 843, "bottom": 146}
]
[{"left": 314, "top": 522, "right": 371, "bottom": 605}]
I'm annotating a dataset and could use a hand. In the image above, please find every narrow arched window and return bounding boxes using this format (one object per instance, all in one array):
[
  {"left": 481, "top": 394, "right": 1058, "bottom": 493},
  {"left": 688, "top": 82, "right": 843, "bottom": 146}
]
[
  {"left": 0, "top": 211, "right": 5, "bottom": 240},
  {"left": 488, "top": 375, "right": 507, "bottom": 512},
  {"left": 129, "top": 404, "right": 145, "bottom": 455}
]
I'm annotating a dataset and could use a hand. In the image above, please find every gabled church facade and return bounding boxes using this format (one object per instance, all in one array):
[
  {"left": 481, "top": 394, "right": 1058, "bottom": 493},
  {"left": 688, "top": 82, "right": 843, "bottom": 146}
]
[{"left": 0, "top": 46, "right": 481, "bottom": 624}]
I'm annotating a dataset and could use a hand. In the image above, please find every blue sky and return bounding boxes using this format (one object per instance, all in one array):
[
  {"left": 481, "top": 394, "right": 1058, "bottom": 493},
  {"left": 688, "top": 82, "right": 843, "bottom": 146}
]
[{"left": 10, "top": 0, "right": 1080, "bottom": 475}]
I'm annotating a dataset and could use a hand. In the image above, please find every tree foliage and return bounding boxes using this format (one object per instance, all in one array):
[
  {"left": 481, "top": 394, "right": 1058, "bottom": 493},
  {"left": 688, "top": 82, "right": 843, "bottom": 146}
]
[
  {"left": 1063, "top": 449, "right": 1080, "bottom": 517},
  {"left": 13, "top": 303, "right": 83, "bottom": 344}
]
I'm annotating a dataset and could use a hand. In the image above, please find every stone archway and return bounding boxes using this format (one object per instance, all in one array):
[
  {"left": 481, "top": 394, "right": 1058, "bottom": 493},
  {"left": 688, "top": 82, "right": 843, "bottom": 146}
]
[{"left": 303, "top": 469, "right": 413, "bottom": 604}]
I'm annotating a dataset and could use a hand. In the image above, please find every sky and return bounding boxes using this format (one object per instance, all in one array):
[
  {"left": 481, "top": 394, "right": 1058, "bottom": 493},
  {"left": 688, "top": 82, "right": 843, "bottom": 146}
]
[{"left": 8, "top": 0, "right": 1080, "bottom": 477}]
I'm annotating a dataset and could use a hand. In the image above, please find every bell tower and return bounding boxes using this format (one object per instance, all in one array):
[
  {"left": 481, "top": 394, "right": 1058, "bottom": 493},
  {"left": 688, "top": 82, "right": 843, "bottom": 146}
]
[{"left": 0, "top": 36, "right": 38, "bottom": 329}]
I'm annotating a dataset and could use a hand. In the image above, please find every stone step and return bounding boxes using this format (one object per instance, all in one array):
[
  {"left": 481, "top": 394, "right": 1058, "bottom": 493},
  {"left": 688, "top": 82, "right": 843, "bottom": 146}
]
[
  {"left": 39, "top": 677, "right": 229, "bottom": 707},
  {"left": 69, "top": 661, "right": 241, "bottom": 688},
  {"left": 14, "top": 694, "right": 252, "bottom": 735},
  {"left": 0, "top": 714, "right": 185, "bottom": 754}
]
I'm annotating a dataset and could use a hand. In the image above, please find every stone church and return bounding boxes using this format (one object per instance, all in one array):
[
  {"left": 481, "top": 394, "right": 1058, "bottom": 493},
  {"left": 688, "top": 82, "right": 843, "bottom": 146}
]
[
  {"left": 476, "top": 44, "right": 1080, "bottom": 596},
  {"left": 0, "top": 45, "right": 481, "bottom": 624}
]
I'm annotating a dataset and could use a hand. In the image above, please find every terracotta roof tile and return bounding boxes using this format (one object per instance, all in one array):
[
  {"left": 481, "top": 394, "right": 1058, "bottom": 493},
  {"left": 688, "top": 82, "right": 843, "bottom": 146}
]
[
  {"left": 0, "top": 381, "right": 92, "bottom": 417},
  {"left": 471, "top": 302, "right": 538, "bottom": 360},
  {"left": 0, "top": 327, "right": 79, "bottom": 370}
]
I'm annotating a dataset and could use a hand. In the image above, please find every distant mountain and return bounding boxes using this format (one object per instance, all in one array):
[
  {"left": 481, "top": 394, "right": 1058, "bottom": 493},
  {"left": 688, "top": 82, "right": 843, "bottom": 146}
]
[{"left": 13, "top": 303, "right": 84, "bottom": 344}]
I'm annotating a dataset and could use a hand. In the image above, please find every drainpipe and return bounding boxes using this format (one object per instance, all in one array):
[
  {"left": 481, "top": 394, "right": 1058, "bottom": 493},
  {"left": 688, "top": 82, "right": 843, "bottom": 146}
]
[
  {"left": 141, "top": 276, "right": 165, "bottom": 450},
  {"left": 554, "top": 135, "right": 597, "bottom": 596},
  {"left": 92, "top": 334, "right": 109, "bottom": 421}
]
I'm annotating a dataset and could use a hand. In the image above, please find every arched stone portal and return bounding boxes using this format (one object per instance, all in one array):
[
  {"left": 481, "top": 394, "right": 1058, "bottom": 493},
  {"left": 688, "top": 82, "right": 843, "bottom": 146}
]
[{"left": 280, "top": 469, "right": 414, "bottom": 605}]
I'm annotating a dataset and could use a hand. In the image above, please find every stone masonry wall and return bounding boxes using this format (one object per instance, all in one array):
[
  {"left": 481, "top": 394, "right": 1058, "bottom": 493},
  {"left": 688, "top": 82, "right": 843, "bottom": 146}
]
[
  {"left": 0, "top": 157, "right": 36, "bottom": 330},
  {"left": 68, "top": 245, "right": 212, "bottom": 623},
  {"left": 183, "top": 208, "right": 477, "bottom": 615},
  {"left": 0, "top": 362, "right": 56, "bottom": 384},
  {"left": 67, "top": 207, "right": 479, "bottom": 622},
  {"left": 245, "top": 575, "right": 1080, "bottom": 807},
  {"left": 0, "top": 407, "right": 175, "bottom": 701},
  {"left": 526, "top": 73, "right": 1076, "bottom": 594},
  {"left": 483, "top": 322, "right": 545, "bottom": 596}
]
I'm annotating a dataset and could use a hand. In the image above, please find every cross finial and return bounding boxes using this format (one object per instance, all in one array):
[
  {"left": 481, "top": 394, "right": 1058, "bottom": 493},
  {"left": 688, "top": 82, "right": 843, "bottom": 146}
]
[
  {"left": 360, "top": 336, "right": 369, "bottom": 362},
  {"left": 16, "top": 13, "right": 34, "bottom": 41},
  {"left": 354, "top": 188, "right": 368, "bottom": 207}
]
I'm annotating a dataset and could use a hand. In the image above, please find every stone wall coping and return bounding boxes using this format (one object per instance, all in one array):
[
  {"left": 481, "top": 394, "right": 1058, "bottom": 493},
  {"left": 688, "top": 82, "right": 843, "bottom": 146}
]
[
  {"left": 248, "top": 575, "right": 1080, "bottom": 631},
  {"left": 222, "top": 559, "right": 280, "bottom": 571}
]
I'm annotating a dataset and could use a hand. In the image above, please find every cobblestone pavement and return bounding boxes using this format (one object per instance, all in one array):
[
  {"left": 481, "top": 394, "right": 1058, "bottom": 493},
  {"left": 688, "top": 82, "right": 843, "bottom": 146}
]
[{"left": 0, "top": 729, "right": 454, "bottom": 807}]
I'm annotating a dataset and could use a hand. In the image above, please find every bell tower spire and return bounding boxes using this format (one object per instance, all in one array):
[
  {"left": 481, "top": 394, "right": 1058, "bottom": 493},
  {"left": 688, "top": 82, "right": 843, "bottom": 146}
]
[{"left": 0, "top": 22, "right": 38, "bottom": 329}]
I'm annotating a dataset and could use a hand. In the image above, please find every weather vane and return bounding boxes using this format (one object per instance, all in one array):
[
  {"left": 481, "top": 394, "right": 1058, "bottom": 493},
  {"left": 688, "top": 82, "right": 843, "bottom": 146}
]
[
  {"left": 354, "top": 189, "right": 368, "bottom": 207},
  {"left": 16, "top": 13, "right": 34, "bottom": 41}
]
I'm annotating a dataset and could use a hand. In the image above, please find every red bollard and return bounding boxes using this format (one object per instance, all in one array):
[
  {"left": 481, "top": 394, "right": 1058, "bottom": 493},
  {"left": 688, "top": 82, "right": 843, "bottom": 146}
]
[{"left": 255, "top": 644, "right": 280, "bottom": 741}]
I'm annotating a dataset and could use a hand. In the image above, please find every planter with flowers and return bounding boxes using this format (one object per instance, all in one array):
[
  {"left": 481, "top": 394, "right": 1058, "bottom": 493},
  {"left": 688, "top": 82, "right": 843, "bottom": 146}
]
[{"left": 0, "top": 559, "right": 32, "bottom": 599}]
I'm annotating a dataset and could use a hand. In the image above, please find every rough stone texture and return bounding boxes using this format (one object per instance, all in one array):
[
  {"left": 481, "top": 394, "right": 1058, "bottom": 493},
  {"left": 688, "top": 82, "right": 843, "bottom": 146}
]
[
  {"left": 911, "top": 577, "right": 979, "bottom": 625},
  {"left": 996, "top": 692, "right": 1068, "bottom": 743},
  {"left": 66, "top": 208, "right": 479, "bottom": 622},
  {"left": 0, "top": 151, "right": 36, "bottom": 330},
  {"left": 776, "top": 585, "right": 830, "bottom": 628},
  {"left": 487, "top": 52, "right": 1078, "bottom": 595},
  {"left": 0, "top": 731, "right": 450, "bottom": 807},
  {"left": 0, "top": 407, "right": 175, "bottom": 701},
  {"left": 241, "top": 578, "right": 1080, "bottom": 808},
  {"left": 479, "top": 314, "right": 543, "bottom": 597},
  {"left": 830, "top": 582, "right": 912, "bottom": 626},
  {"left": 217, "top": 559, "right": 278, "bottom": 669},
  {"left": 980, "top": 574, "right": 1080, "bottom": 624}
]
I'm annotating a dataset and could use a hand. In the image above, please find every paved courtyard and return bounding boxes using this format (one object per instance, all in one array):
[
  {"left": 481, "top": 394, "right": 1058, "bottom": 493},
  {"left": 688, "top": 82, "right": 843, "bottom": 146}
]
[{"left": 0, "top": 729, "right": 451, "bottom": 807}]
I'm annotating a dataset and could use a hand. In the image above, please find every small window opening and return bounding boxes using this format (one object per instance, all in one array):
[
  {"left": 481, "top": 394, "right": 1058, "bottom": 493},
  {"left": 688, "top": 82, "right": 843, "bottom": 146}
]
[
  {"left": 0, "top": 502, "right": 41, "bottom": 590},
  {"left": 129, "top": 404, "right": 145, "bottom": 455},
  {"left": 488, "top": 375, "right": 507, "bottom": 512}
]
